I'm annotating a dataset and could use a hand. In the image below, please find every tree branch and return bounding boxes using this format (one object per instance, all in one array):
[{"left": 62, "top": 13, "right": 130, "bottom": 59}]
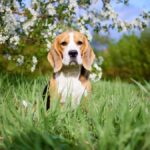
[{"left": 102, "top": 0, "right": 111, "bottom": 7}]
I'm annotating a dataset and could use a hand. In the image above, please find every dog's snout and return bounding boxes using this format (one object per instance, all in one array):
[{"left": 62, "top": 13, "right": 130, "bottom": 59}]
[{"left": 68, "top": 50, "right": 78, "bottom": 58}]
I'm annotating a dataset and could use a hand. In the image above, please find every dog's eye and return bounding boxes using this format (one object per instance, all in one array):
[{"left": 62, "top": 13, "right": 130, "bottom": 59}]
[
  {"left": 77, "top": 41, "right": 83, "bottom": 45},
  {"left": 61, "top": 41, "right": 67, "bottom": 46}
]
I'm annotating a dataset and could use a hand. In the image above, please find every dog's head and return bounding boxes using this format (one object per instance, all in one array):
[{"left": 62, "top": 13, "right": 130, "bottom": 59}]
[{"left": 47, "top": 31, "right": 95, "bottom": 72}]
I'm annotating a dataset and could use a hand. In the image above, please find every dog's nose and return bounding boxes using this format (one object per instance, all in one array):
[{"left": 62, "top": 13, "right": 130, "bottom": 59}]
[{"left": 68, "top": 50, "right": 78, "bottom": 58}]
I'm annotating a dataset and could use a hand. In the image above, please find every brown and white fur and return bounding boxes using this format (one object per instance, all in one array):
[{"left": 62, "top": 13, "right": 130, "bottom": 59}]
[{"left": 44, "top": 30, "right": 95, "bottom": 109}]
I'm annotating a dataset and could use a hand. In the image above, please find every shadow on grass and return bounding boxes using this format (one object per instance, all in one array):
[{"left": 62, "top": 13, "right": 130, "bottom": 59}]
[{"left": 3, "top": 130, "right": 80, "bottom": 150}]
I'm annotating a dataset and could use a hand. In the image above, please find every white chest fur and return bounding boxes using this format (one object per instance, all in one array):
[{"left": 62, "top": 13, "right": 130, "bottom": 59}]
[{"left": 56, "top": 67, "right": 86, "bottom": 107}]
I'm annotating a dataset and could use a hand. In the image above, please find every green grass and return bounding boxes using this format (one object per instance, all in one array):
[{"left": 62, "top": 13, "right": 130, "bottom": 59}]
[{"left": 0, "top": 74, "right": 150, "bottom": 150}]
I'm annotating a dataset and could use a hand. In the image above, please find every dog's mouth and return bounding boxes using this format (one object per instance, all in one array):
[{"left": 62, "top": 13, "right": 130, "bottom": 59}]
[{"left": 69, "top": 60, "right": 78, "bottom": 65}]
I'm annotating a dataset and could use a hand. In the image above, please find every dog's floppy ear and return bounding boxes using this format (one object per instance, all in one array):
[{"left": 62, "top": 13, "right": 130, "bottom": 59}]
[
  {"left": 47, "top": 40, "right": 62, "bottom": 72},
  {"left": 82, "top": 38, "right": 95, "bottom": 71}
]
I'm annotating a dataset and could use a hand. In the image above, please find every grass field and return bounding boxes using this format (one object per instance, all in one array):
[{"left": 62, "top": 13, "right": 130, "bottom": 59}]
[{"left": 0, "top": 74, "right": 150, "bottom": 150}]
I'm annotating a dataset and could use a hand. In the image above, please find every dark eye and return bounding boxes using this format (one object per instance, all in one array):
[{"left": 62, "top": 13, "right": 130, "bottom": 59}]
[
  {"left": 77, "top": 41, "right": 83, "bottom": 45},
  {"left": 61, "top": 41, "right": 67, "bottom": 46}
]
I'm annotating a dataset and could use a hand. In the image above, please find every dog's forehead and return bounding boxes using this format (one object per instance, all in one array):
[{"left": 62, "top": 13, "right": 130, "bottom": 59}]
[
  {"left": 73, "top": 32, "right": 85, "bottom": 41},
  {"left": 56, "top": 31, "right": 85, "bottom": 43}
]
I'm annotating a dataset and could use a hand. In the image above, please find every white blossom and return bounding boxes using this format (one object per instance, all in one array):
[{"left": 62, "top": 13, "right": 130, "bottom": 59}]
[
  {"left": 46, "top": 40, "right": 52, "bottom": 51},
  {"left": 23, "top": 18, "right": 36, "bottom": 35},
  {"left": 89, "top": 73, "right": 97, "bottom": 81},
  {"left": 86, "top": 30, "right": 92, "bottom": 41},
  {"left": 31, "top": 65, "right": 36, "bottom": 72},
  {"left": 19, "top": 17, "right": 25, "bottom": 22},
  {"left": 97, "top": 56, "right": 104, "bottom": 65},
  {"left": 0, "top": 34, "right": 9, "bottom": 44},
  {"left": 59, "top": 0, "right": 65, "bottom": 4},
  {"left": 9, "top": 35, "right": 20, "bottom": 45},
  {"left": 13, "top": 0, "right": 19, "bottom": 9},
  {"left": 46, "top": 3, "right": 56, "bottom": 16},
  {"left": 17, "top": 55, "right": 24, "bottom": 66},
  {"left": 68, "top": 0, "right": 78, "bottom": 10},
  {"left": 31, "top": 56, "right": 38, "bottom": 72},
  {"left": 32, "top": 0, "right": 38, "bottom": 6},
  {"left": 90, "top": 56, "right": 103, "bottom": 82},
  {"left": 82, "top": 14, "right": 89, "bottom": 21},
  {"left": 0, "top": 4, "right": 4, "bottom": 13},
  {"left": 93, "top": 63, "right": 101, "bottom": 71},
  {"left": 98, "top": 71, "right": 102, "bottom": 79},
  {"left": 22, "top": 7, "right": 39, "bottom": 35},
  {"left": 5, "top": 7, "right": 11, "bottom": 12},
  {"left": 80, "top": 26, "right": 92, "bottom": 41},
  {"left": 2, "top": 11, "right": 19, "bottom": 35},
  {"left": 32, "top": 56, "right": 38, "bottom": 64},
  {"left": 22, "top": 100, "right": 28, "bottom": 108}
]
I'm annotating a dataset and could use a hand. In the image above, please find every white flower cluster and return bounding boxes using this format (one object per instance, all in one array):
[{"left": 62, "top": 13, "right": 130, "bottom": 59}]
[
  {"left": 10, "top": 35, "right": 20, "bottom": 45},
  {"left": 77, "top": 14, "right": 92, "bottom": 41},
  {"left": 3, "top": 12, "right": 19, "bottom": 34},
  {"left": 46, "top": 39, "right": 52, "bottom": 51},
  {"left": 22, "top": 6, "right": 39, "bottom": 35},
  {"left": 13, "top": 0, "right": 19, "bottom": 9},
  {"left": 68, "top": 0, "right": 78, "bottom": 10},
  {"left": 41, "top": 18, "right": 64, "bottom": 51},
  {"left": 0, "top": 4, "right": 20, "bottom": 45},
  {"left": 41, "top": 22, "right": 58, "bottom": 51},
  {"left": 101, "top": 3, "right": 117, "bottom": 20},
  {"left": 32, "top": 0, "right": 38, "bottom": 6},
  {"left": 46, "top": 3, "right": 56, "bottom": 16},
  {"left": 89, "top": 56, "right": 104, "bottom": 82},
  {"left": 80, "top": 26, "right": 92, "bottom": 41},
  {"left": 43, "top": 23, "right": 57, "bottom": 37},
  {"left": 16, "top": 55, "right": 24, "bottom": 66},
  {"left": 94, "top": 3, "right": 149, "bottom": 32},
  {"left": 31, "top": 56, "right": 38, "bottom": 72},
  {"left": 0, "top": 34, "right": 9, "bottom": 44}
]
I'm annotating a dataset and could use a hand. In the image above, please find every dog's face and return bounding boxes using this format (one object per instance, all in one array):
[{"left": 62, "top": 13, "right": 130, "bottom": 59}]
[
  {"left": 48, "top": 31, "right": 95, "bottom": 72},
  {"left": 60, "top": 32, "right": 83, "bottom": 66}
]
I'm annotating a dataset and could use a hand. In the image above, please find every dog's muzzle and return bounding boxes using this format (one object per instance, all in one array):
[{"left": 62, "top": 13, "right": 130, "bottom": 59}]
[{"left": 68, "top": 50, "right": 78, "bottom": 65}]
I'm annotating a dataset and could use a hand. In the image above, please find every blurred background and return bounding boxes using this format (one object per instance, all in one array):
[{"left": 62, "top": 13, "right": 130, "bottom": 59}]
[
  {"left": 94, "top": 28, "right": 150, "bottom": 82},
  {"left": 0, "top": 0, "right": 150, "bottom": 82}
]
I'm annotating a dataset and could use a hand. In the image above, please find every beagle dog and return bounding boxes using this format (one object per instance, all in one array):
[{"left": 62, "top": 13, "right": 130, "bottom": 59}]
[{"left": 43, "top": 30, "right": 95, "bottom": 109}]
